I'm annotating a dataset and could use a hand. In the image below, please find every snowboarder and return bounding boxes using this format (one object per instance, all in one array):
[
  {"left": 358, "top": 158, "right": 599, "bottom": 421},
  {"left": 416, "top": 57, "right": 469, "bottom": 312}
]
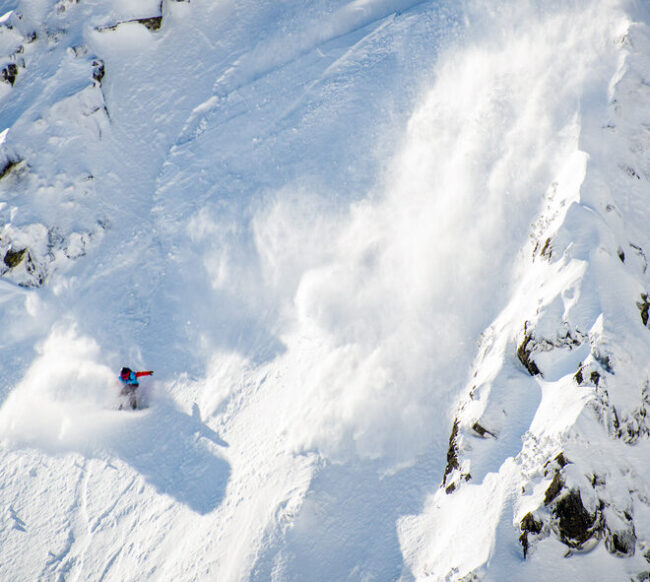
[{"left": 118, "top": 367, "right": 153, "bottom": 410}]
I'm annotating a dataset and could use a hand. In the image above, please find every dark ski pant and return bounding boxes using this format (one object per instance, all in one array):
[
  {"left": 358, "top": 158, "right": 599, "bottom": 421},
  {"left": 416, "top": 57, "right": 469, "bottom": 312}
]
[{"left": 120, "top": 385, "right": 138, "bottom": 409}]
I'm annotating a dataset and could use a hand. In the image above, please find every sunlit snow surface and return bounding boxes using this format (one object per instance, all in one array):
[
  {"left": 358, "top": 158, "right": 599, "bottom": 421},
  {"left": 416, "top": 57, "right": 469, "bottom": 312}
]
[{"left": 1, "top": 0, "right": 650, "bottom": 580}]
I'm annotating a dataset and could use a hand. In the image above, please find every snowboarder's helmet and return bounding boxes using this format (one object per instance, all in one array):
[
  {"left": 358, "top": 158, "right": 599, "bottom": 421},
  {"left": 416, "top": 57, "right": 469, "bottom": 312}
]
[{"left": 121, "top": 367, "right": 131, "bottom": 379}]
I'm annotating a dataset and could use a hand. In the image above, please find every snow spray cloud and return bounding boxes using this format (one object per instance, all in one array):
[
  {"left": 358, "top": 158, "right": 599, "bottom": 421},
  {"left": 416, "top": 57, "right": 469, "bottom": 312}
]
[
  {"left": 0, "top": 324, "right": 119, "bottom": 452},
  {"left": 246, "top": 0, "right": 624, "bottom": 465}
]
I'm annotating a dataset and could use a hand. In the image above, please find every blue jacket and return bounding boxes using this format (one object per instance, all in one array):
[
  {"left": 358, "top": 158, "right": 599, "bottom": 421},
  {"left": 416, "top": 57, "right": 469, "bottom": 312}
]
[{"left": 120, "top": 371, "right": 139, "bottom": 386}]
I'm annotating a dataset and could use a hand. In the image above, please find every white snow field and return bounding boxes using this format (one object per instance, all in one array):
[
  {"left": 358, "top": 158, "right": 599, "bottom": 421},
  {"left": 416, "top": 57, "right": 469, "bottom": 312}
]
[{"left": 1, "top": 0, "right": 650, "bottom": 580}]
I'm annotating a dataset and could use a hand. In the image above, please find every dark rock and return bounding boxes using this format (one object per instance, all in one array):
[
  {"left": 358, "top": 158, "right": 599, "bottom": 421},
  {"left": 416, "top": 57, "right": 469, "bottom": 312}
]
[
  {"left": 22, "top": 254, "right": 44, "bottom": 287},
  {"left": 97, "top": 13, "right": 163, "bottom": 33},
  {"left": 92, "top": 59, "right": 105, "bottom": 84},
  {"left": 0, "top": 158, "right": 21, "bottom": 180},
  {"left": 445, "top": 483, "right": 456, "bottom": 495},
  {"left": 519, "top": 512, "right": 543, "bottom": 559},
  {"left": 559, "top": 328, "right": 583, "bottom": 349},
  {"left": 544, "top": 472, "right": 563, "bottom": 505},
  {"left": 521, "top": 512, "right": 542, "bottom": 534},
  {"left": 618, "top": 248, "right": 625, "bottom": 262},
  {"left": 590, "top": 371, "right": 600, "bottom": 386},
  {"left": 517, "top": 330, "right": 541, "bottom": 376},
  {"left": 4, "top": 248, "right": 27, "bottom": 268},
  {"left": 519, "top": 532, "right": 530, "bottom": 559},
  {"left": 591, "top": 474, "right": 605, "bottom": 487},
  {"left": 471, "top": 422, "right": 496, "bottom": 438},
  {"left": 1, "top": 63, "right": 18, "bottom": 85},
  {"left": 137, "top": 16, "right": 162, "bottom": 31},
  {"left": 442, "top": 419, "right": 460, "bottom": 485},
  {"left": 611, "top": 407, "right": 620, "bottom": 433},
  {"left": 554, "top": 490, "right": 597, "bottom": 546},
  {"left": 555, "top": 452, "right": 569, "bottom": 468},
  {"left": 575, "top": 363, "right": 584, "bottom": 385},
  {"left": 606, "top": 529, "right": 635, "bottom": 556},
  {"left": 638, "top": 294, "right": 650, "bottom": 327},
  {"left": 540, "top": 237, "right": 552, "bottom": 259}
]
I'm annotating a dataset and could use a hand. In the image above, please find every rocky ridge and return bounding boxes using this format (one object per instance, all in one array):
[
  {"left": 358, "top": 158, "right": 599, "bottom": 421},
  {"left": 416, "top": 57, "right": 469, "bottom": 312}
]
[{"left": 428, "top": 15, "right": 650, "bottom": 580}]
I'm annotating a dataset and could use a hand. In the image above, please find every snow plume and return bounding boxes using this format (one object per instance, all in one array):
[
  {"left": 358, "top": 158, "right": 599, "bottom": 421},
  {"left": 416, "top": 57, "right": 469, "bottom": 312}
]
[
  {"left": 248, "top": 0, "right": 622, "bottom": 466},
  {"left": 0, "top": 324, "right": 118, "bottom": 452}
]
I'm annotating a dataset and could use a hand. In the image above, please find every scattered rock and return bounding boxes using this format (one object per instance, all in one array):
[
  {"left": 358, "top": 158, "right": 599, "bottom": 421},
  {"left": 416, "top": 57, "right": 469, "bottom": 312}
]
[
  {"left": 4, "top": 247, "right": 26, "bottom": 268},
  {"left": 1, "top": 247, "right": 43, "bottom": 287},
  {"left": 544, "top": 452, "right": 570, "bottom": 475},
  {"left": 618, "top": 248, "right": 626, "bottom": 262},
  {"left": 1, "top": 63, "right": 18, "bottom": 85},
  {"left": 540, "top": 237, "right": 552, "bottom": 260},
  {"left": 56, "top": 0, "right": 79, "bottom": 15},
  {"left": 1, "top": 222, "right": 103, "bottom": 288},
  {"left": 594, "top": 350, "right": 614, "bottom": 374}
]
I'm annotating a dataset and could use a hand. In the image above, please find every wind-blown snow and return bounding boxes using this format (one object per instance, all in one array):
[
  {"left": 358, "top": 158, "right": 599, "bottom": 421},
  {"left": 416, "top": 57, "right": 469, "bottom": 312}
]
[{"left": 1, "top": 0, "right": 650, "bottom": 580}]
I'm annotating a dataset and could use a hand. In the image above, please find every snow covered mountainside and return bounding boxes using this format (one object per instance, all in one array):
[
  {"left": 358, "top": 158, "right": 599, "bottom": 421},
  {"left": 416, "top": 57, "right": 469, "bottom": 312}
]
[{"left": 1, "top": 0, "right": 650, "bottom": 579}]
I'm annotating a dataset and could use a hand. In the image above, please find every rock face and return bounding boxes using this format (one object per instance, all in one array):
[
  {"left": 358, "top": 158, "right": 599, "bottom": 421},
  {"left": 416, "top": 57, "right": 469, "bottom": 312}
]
[
  {"left": 553, "top": 490, "right": 597, "bottom": 547},
  {"left": 517, "top": 328, "right": 542, "bottom": 376},
  {"left": 398, "top": 6, "right": 650, "bottom": 581}
]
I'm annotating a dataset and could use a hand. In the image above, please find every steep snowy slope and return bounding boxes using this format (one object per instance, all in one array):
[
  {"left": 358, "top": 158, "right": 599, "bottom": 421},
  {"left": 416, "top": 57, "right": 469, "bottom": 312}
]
[
  {"left": 399, "top": 2, "right": 650, "bottom": 581},
  {"left": 1, "top": 0, "right": 649, "bottom": 580}
]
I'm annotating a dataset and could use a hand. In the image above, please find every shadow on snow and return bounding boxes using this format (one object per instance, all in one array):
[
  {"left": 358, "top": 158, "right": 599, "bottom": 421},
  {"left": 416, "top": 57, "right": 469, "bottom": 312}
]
[{"left": 107, "top": 397, "right": 230, "bottom": 515}]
